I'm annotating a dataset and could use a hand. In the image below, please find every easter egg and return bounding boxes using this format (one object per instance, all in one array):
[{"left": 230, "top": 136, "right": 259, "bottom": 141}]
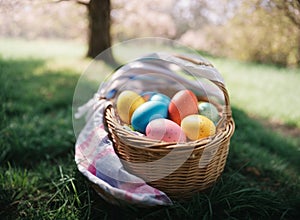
[
  {"left": 146, "top": 118, "right": 186, "bottom": 143},
  {"left": 131, "top": 101, "right": 168, "bottom": 133},
  {"left": 198, "top": 102, "right": 220, "bottom": 124},
  {"left": 181, "top": 115, "right": 216, "bottom": 141},
  {"left": 149, "top": 93, "right": 170, "bottom": 106},
  {"left": 168, "top": 90, "right": 198, "bottom": 125},
  {"left": 116, "top": 90, "right": 145, "bottom": 124}
]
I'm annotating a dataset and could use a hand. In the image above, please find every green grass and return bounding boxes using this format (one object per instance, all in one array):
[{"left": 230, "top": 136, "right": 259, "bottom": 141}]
[
  {"left": 208, "top": 55, "right": 300, "bottom": 128},
  {"left": 0, "top": 38, "right": 85, "bottom": 60},
  {"left": 0, "top": 38, "right": 300, "bottom": 219}
]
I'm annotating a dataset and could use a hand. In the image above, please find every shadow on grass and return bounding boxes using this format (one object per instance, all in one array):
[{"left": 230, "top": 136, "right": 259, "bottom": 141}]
[
  {"left": 228, "top": 107, "right": 300, "bottom": 182},
  {"left": 0, "top": 57, "right": 80, "bottom": 168}
]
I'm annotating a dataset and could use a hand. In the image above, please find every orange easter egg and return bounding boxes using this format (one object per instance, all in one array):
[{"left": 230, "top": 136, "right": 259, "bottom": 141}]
[{"left": 168, "top": 90, "right": 198, "bottom": 125}]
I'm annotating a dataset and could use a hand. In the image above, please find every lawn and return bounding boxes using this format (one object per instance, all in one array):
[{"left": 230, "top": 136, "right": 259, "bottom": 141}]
[{"left": 0, "top": 38, "right": 299, "bottom": 219}]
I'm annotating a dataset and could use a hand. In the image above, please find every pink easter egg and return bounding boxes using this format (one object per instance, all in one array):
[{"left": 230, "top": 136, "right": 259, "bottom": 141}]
[{"left": 146, "top": 118, "right": 186, "bottom": 143}]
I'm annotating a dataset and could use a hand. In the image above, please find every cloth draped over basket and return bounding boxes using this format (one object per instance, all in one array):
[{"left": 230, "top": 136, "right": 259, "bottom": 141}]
[{"left": 75, "top": 52, "right": 234, "bottom": 206}]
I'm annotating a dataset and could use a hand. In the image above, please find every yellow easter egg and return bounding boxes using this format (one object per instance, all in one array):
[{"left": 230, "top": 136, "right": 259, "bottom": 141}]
[
  {"left": 181, "top": 114, "right": 216, "bottom": 141},
  {"left": 116, "top": 90, "right": 145, "bottom": 124}
]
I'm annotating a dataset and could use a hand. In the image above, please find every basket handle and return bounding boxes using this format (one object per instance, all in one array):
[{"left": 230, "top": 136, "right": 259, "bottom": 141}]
[
  {"left": 173, "top": 54, "right": 232, "bottom": 120},
  {"left": 102, "top": 53, "right": 233, "bottom": 131}
]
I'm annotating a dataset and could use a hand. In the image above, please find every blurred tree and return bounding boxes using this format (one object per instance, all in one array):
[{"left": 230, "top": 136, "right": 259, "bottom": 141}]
[
  {"left": 110, "top": 0, "right": 216, "bottom": 40},
  {"left": 270, "top": 0, "right": 300, "bottom": 28},
  {"left": 0, "top": 1, "right": 87, "bottom": 40},
  {"left": 184, "top": 0, "right": 300, "bottom": 67},
  {"left": 86, "top": 0, "right": 112, "bottom": 60},
  {"left": 250, "top": 0, "right": 300, "bottom": 66},
  {"left": 111, "top": 0, "right": 176, "bottom": 40},
  {"left": 171, "top": 0, "right": 210, "bottom": 38},
  {"left": 56, "top": 0, "right": 114, "bottom": 63},
  {"left": 227, "top": 0, "right": 300, "bottom": 66}
]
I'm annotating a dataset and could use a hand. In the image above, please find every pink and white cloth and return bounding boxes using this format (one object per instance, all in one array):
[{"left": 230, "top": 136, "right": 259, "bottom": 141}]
[{"left": 75, "top": 98, "right": 172, "bottom": 206}]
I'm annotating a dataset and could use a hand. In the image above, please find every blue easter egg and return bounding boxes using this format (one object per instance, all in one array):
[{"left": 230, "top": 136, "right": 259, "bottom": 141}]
[{"left": 131, "top": 101, "right": 168, "bottom": 133}]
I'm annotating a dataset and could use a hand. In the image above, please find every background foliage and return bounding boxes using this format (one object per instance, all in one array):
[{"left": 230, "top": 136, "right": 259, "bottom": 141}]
[{"left": 0, "top": 0, "right": 299, "bottom": 66}]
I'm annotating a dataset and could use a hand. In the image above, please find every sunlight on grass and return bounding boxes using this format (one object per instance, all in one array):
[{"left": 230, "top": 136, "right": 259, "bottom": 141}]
[
  {"left": 0, "top": 37, "right": 95, "bottom": 78},
  {"left": 0, "top": 38, "right": 86, "bottom": 59},
  {"left": 210, "top": 57, "right": 300, "bottom": 127}
]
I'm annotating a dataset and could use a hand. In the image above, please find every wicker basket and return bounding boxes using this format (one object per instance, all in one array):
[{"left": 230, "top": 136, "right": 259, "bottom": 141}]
[{"left": 102, "top": 54, "right": 235, "bottom": 200}]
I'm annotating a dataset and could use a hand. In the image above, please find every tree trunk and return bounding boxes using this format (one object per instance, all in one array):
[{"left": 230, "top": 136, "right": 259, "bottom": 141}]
[{"left": 87, "top": 0, "right": 115, "bottom": 64}]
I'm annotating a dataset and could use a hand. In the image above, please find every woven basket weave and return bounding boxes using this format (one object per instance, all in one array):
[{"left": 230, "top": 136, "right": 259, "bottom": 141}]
[{"left": 102, "top": 54, "right": 235, "bottom": 200}]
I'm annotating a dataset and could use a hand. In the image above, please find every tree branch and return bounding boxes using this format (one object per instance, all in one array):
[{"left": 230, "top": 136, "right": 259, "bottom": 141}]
[
  {"left": 76, "top": 0, "right": 89, "bottom": 6},
  {"left": 52, "top": 0, "right": 89, "bottom": 6}
]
